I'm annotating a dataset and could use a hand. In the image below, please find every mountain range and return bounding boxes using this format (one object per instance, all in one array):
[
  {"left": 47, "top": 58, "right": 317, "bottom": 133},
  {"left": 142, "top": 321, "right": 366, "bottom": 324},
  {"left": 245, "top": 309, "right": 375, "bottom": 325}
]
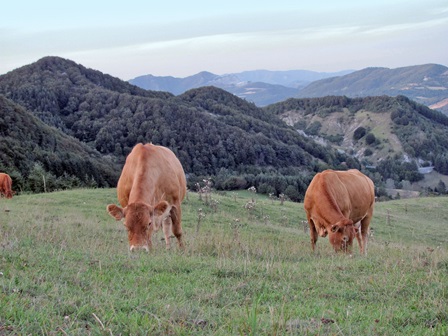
[
  {"left": 129, "top": 64, "right": 448, "bottom": 114},
  {"left": 2, "top": 56, "right": 448, "bottom": 197},
  {"left": 297, "top": 64, "right": 448, "bottom": 114},
  {"left": 129, "top": 69, "right": 353, "bottom": 107},
  {"left": 0, "top": 57, "right": 352, "bottom": 198}
]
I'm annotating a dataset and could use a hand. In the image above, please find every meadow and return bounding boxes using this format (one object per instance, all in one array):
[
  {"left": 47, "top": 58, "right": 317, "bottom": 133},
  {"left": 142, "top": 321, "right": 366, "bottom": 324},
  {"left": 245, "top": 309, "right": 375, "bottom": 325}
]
[{"left": 0, "top": 188, "right": 447, "bottom": 335}]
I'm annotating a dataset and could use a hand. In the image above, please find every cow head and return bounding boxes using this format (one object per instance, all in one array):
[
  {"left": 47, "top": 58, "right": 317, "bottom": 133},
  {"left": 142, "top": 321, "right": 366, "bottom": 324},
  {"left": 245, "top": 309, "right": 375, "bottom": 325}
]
[
  {"left": 0, "top": 188, "right": 13, "bottom": 198},
  {"left": 107, "top": 201, "right": 171, "bottom": 251},
  {"left": 328, "top": 218, "right": 359, "bottom": 253}
]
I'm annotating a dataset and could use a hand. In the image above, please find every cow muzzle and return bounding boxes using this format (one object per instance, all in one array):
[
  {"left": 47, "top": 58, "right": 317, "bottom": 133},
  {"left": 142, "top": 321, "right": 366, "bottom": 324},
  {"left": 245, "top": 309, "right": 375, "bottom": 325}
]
[
  {"left": 130, "top": 245, "right": 150, "bottom": 252},
  {"left": 340, "top": 237, "right": 353, "bottom": 253}
]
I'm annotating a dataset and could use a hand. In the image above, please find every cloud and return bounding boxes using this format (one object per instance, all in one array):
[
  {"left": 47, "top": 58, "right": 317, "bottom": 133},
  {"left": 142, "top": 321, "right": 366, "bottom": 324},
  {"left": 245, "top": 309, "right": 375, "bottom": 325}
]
[{"left": 1, "top": 0, "right": 447, "bottom": 78}]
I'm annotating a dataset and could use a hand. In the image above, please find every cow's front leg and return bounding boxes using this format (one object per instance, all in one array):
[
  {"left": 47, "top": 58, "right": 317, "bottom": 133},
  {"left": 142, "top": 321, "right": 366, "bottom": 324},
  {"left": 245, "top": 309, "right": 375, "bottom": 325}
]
[
  {"left": 162, "top": 217, "right": 172, "bottom": 249},
  {"left": 146, "top": 224, "right": 154, "bottom": 250}
]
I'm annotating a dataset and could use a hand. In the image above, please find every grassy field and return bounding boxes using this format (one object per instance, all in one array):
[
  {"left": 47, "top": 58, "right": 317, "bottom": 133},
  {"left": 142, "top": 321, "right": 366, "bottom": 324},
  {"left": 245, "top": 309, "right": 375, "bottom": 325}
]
[{"left": 1, "top": 188, "right": 447, "bottom": 335}]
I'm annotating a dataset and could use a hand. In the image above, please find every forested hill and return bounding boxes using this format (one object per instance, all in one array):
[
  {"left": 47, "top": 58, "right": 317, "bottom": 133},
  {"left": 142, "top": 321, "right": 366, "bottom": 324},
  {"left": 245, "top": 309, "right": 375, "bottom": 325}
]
[
  {"left": 0, "top": 56, "right": 353, "bottom": 199},
  {"left": 265, "top": 95, "right": 448, "bottom": 180},
  {"left": 0, "top": 95, "right": 119, "bottom": 190},
  {"left": 0, "top": 57, "right": 172, "bottom": 133}
]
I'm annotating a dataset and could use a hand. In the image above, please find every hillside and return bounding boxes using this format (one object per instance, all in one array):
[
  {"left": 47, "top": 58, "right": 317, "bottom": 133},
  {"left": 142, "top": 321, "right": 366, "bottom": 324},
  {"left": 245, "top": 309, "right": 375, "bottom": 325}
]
[
  {"left": 0, "top": 95, "right": 119, "bottom": 191},
  {"left": 129, "top": 69, "right": 352, "bottom": 106},
  {"left": 1, "top": 189, "right": 447, "bottom": 334},
  {"left": 265, "top": 95, "right": 448, "bottom": 186},
  {"left": 0, "top": 57, "right": 352, "bottom": 198},
  {"left": 296, "top": 64, "right": 448, "bottom": 114},
  {"left": 4, "top": 57, "right": 448, "bottom": 197}
]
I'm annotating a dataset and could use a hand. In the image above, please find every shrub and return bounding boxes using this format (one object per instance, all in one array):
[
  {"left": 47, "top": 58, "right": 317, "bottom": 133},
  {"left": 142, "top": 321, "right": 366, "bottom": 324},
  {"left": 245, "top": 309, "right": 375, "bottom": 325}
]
[
  {"left": 257, "top": 182, "right": 276, "bottom": 195},
  {"left": 353, "top": 127, "right": 366, "bottom": 141},
  {"left": 283, "top": 185, "right": 301, "bottom": 202},
  {"left": 223, "top": 176, "right": 248, "bottom": 190},
  {"left": 364, "top": 148, "right": 373, "bottom": 156},
  {"left": 365, "top": 133, "right": 376, "bottom": 145}
]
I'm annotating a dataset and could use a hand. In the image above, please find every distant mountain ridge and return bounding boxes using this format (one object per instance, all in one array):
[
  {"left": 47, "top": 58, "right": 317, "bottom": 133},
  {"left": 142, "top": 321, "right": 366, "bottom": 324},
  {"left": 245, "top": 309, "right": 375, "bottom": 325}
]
[
  {"left": 296, "top": 64, "right": 448, "bottom": 114},
  {"left": 129, "top": 69, "right": 353, "bottom": 106},
  {"left": 129, "top": 65, "right": 448, "bottom": 114}
]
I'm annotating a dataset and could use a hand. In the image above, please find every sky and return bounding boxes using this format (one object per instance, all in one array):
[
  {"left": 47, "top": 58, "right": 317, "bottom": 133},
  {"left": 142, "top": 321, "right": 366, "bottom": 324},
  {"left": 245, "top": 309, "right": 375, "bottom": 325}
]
[{"left": 1, "top": 0, "right": 447, "bottom": 80}]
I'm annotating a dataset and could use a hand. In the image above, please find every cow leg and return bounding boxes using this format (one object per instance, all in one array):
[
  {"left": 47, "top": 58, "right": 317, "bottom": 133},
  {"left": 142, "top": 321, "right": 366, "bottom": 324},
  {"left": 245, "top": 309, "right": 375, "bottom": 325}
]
[
  {"left": 162, "top": 217, "right": 172, "bottom": 249},
  {"left": 308, "top": 218, "right": 318, "bottom": 251},
  {"left": 354, "top": 221, "right": 362, "bottom": 252},
  {"left": 359, "top": 215, "right": 372, "bottom": 255},
  {"left": 170, "top": 205, "right": 184, "bottom": 249},
  {"left": 147, "top": 224, "right": 154, "bottom": 250}
]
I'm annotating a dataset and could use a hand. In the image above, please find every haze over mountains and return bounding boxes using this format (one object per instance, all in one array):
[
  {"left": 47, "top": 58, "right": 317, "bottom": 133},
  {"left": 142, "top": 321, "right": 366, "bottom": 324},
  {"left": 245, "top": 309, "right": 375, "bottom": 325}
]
[
  {"left": 297, "top": 64, "right": 448, "bottom": 114},
  {"left": 129, "top": 64, "right": 448, "bottom": 114},
  {"left": 129, "top": 69, "right": 354, "bottom": 107},
  {"left": 2, "top": 56, "right": 448, "bottom": 197}
]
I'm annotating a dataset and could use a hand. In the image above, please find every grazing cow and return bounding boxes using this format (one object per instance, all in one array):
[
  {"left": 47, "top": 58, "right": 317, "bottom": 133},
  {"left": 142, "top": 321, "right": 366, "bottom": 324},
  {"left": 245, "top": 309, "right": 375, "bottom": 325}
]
[
  {"left": 0, "top": 173, "right": 14, "bottom": 199},
  {"left": 107, "top": 143, "right": 187, "bottom": 251},
  {"left": 304, "top": 169, "right": 375, "bottom": 254}
]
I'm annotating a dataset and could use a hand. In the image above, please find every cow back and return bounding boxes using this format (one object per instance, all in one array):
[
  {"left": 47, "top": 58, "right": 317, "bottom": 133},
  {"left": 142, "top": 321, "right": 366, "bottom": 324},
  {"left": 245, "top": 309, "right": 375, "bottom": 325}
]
[
  {"left": 304, "top": 169, "right": 374, "bottom": 223},
  {"left": 328, "top": 169, "right": 374, "bottom": 220},
  {"left": 116, "top": 143, "right": 186, "bottom": 207}
]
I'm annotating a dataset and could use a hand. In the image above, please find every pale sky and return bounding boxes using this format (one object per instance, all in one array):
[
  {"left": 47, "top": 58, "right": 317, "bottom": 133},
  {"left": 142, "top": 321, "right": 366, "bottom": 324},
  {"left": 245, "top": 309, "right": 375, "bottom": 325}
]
[{"left": 1, "top": 0, "right": 447, "bottom": 80}]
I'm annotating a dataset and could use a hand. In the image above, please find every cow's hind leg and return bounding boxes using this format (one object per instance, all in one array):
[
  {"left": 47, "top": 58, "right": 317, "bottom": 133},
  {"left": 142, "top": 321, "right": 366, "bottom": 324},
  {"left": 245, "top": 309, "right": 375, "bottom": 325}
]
[
  {"left": 354, "top": 221, "right": 362, "bottom": 252},
  {"left": 308, "top": 218, "right": 318, "bottom": 252},
  {"left": 360, "top": 215, "right": 372, "bottom": 255},
  {"left": 170, "top": 205, "right": 184, "bottom": 249}
]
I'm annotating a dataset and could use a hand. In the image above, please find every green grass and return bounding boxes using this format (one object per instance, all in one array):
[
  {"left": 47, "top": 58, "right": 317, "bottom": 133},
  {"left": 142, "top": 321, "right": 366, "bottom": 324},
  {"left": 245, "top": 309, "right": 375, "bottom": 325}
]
[{"left": 1, "top": 189, "right": 447, "bottom": 335}]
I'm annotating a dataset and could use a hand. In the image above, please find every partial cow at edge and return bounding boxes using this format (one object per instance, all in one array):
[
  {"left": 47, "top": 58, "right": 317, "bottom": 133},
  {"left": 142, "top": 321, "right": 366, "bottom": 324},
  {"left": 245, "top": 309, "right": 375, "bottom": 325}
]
[
  {"left": 304, "top": 169, "right": 375, "bottom": 254},
  {"left": 107, "top": 143, "right": 187, "bottom": 252},
  {"left": 0, "top": 173, "right": 14, "bottom": 199}
]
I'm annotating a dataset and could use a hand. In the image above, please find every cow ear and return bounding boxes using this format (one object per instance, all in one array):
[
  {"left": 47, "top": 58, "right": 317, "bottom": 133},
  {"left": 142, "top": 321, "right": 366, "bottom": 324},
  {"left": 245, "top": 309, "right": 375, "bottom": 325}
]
[
  {"left": 331, "top": 224, "right": 340, "bottom": 233},
  {"left": 107, "top": 204, "right": 124, "bottom": 220},
  {"left": 154, "top": 201, "right": 171, "bottom": 218}
]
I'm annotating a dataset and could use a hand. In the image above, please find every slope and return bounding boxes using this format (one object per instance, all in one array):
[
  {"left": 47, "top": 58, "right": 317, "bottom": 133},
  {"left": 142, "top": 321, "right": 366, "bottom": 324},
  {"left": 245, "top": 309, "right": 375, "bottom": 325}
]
[
  {"left": 265, "top": 95, "right": 448, "bottom": 181},
  {"left": 0, "top": 95, "right": 119, "bottom": 191}
]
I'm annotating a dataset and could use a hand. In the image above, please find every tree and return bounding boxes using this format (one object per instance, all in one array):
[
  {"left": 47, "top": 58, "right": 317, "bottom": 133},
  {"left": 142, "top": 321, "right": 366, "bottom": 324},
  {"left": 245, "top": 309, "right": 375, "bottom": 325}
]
[
  {"left": 365, "top": 133, "right": 376, "bottom": 145},
  {"left": 353, "top": 127, "right": 366, "bottom": 141},
  {"left": 27, "top": 162, "right": 53, "bottom": 193},
  {"left": 435, "top": 180, "right": 446, "bottom": 194},
  {"left": 364, "top": 148, "right": 373, "bottom": 156},
  {"left": 284, "top": 185, "right": 300, "bottom": 202}
]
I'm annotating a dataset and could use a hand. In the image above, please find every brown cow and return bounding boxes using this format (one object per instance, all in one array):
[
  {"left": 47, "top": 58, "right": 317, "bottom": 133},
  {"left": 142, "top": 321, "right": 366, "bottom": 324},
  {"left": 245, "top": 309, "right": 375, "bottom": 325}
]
[
  {"left": 304, "top": 169, "right": 374, "bottom": 254},
  {"left": 0, "top": 173, "right": 14, "bottom": 199},
  {"left": 107, "top": 143, "right": 186, "bottom": 251}
]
